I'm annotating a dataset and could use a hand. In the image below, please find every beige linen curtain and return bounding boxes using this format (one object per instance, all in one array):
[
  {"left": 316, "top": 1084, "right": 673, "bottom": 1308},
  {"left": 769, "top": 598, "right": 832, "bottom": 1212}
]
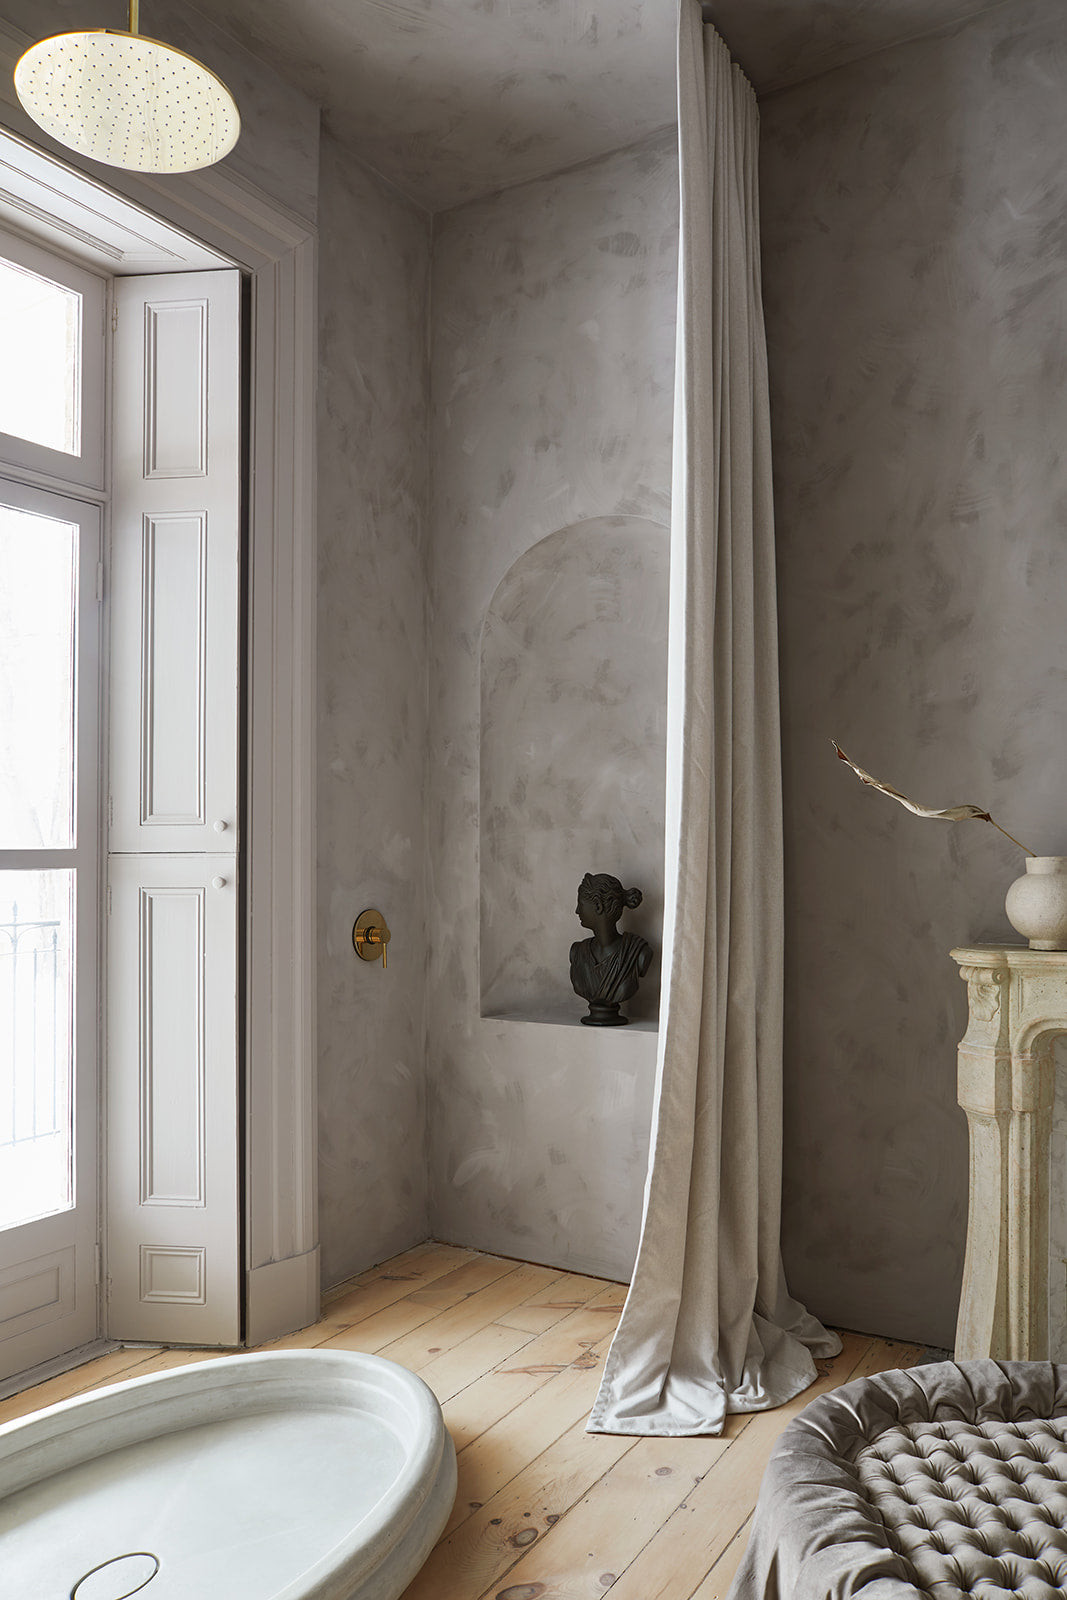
[{"left": 587, "top": 1, "right": 839, "bottom": 1438}]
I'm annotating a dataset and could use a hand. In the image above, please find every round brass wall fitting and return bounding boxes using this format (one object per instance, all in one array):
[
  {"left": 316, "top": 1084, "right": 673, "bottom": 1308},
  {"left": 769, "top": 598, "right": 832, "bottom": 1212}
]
[{"left": 353, "top": 909, "right": 391, "bottom": 967}]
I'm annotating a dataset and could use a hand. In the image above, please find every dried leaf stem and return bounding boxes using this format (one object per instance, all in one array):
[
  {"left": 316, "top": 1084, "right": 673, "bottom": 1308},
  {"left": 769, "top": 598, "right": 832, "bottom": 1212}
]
[
  {"left": 986, "top": 820, "right": 1037, "bottom": 856},
  {"left": 831, "top": 740, "right": 1037, "bottom": 856}
]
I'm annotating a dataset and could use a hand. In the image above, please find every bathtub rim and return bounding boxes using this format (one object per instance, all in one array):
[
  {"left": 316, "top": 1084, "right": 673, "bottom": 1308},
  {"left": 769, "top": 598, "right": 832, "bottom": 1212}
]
[{"left": 0, "top": 1347, "right": 458, "bottom": 1600}]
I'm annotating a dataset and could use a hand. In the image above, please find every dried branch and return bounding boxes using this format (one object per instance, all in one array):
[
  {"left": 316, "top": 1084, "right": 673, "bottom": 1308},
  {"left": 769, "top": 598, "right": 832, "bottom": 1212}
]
[{"left": 831, "top": 741, "right": 1035, "bottom": 856}]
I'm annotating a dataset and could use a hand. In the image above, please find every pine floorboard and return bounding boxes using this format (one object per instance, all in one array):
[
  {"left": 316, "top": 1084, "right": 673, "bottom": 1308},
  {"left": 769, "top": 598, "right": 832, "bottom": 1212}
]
[{"left": 0, "top": 1242, "right": 930, "bottom": 1599}]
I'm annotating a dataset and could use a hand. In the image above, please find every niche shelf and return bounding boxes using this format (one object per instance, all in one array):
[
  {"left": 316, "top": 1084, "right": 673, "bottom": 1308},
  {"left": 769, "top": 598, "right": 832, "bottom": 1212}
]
[{"left": 483, "top": 1009, "right": 659, "bottom": 1033}]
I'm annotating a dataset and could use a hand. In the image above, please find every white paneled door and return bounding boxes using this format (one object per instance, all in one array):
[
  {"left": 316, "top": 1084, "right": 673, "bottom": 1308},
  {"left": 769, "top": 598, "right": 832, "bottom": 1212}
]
[{"left": 107, "top": 270, "right": 242, "bottom": 1344}]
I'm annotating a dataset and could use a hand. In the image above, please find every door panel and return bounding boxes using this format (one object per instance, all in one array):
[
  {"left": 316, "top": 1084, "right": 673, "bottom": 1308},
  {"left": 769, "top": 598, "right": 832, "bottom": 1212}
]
[
  {"left": 144, "top": 297, "right": 209, "bottom": 478},
  {"left": 0, "top": 1245, "right": 75, "bottom": 1343},
  {"left": 109, "top": 271, "right": 240, "bottom": 856},
  {"left": 138, "top": 511, "right": 209, "bottom": 829},
  {"left": 106, "top": 854, "right": 238, "bottom": 1345}
]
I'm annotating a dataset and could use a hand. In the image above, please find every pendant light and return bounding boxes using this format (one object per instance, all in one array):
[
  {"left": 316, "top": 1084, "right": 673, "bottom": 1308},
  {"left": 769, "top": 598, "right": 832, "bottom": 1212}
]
[{"left": 14, "top": 1, "right": 240, "bottom": 175}]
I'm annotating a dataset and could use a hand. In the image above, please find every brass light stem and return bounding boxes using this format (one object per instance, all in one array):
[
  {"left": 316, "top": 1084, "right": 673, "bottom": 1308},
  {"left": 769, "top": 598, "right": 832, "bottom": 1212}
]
[{"left": 128, "top": 0, "right": 140, "bottom": 35}]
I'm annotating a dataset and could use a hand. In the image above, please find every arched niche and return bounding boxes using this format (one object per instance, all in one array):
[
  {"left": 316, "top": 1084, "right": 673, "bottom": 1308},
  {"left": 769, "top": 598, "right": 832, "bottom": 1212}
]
[{"left": 480, "top": 516, "right": 669, "bottom": 1023}]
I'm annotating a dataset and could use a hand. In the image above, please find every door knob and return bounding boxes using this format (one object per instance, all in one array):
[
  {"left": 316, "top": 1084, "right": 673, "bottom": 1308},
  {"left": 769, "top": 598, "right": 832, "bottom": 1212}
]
[{"left": 353, "top": 909, "right": 391, "bottom": 969}]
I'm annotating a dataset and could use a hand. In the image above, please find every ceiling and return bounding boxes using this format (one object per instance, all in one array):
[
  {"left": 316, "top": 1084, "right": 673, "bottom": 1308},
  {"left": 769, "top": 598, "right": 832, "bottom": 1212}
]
[
  {"left": 707, "top": 0, "right": 1011, "bottom": 95},
  {"left": 187, "top": 0, "right": 1014, "bottom": 213},
  {"left": 193, "top": 0, "right": 674, "bottom": 213}
]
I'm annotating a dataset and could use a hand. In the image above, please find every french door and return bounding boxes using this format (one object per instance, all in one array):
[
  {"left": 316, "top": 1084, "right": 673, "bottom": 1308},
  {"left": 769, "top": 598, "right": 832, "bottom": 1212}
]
[
  {"left": 0, "top": 227, "right": 105, "bottom": 1382},
  {"left": 0, "top": 225, "right": 243, "bottom": 1378},
  {"left": 0, "top": 479, "right": 102, "bottom": 1378}
]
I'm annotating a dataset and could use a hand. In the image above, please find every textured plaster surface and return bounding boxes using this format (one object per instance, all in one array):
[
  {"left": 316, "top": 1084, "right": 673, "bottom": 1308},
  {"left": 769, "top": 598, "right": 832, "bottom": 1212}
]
[
  {"left": 426, "top": 131, "right": 678, "bottom": 1278},
  {"left": 316, "top": 134, "right": 432, "bottom": 1288},
  {"left": 710, "top": 0, "right": 1013, "bottom": 94},
  {"left": 480, "top": 517, "right": 668, "bottom": 1024},
  {"left": 169, "top": 0, "right": 1011, "bottom": 211},
  {"left": 761, "top": 0, "right": 1067, "bottom": 1349},
  {"left": 0, "top": 0, "right": 320, "bottom": 221},
  {"left": 185, "top": 0, "right": 675, "bottom": 212}
]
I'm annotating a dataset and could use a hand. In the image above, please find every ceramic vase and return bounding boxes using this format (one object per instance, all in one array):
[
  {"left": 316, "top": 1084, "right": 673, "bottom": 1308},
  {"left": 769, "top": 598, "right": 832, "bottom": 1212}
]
[{"left": 1005, "top": 856, "right": 1067, "bottom": 950}]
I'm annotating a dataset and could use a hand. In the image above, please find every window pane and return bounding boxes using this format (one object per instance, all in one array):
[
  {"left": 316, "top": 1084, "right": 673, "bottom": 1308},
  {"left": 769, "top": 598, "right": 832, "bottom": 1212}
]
[
  {"left": 0, "top": 256, "right": 81, "bottom": 456},
  {"left": 0, "top": 870, "right": 74, "bottom": 1229},
  {"left": 0, "top": 504, "right": 77, "bottom": 849}
]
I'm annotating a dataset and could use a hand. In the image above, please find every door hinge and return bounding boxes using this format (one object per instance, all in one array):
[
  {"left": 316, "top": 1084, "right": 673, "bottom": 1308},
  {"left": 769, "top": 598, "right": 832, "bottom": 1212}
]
[
  {"left": 95, "top": 561, "right": 105, "bottom": 602},
  {"left": 106, "top": 883, "right": 113, "bottom": 915},
  {"left": 93, "top": 1242, "right": 102, "bottom": 1286},
  {"left": 111, "top": 302, "right": 119, "bottom": 334},
  {"left": 108, "top": 794, "right": 114, "bottom": 829}
]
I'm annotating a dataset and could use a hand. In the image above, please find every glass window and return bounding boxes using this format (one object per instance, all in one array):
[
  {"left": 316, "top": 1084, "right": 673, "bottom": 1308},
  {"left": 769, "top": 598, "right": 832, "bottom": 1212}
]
[
  {"left": 0, "top": 255, "right": 81, "bottom": 457},
  {"left": 0, "top": 869, "right": 74, "bottom": 1228},
  {"left": 0, "top": 502, "right": 77, "bottom": 849}
]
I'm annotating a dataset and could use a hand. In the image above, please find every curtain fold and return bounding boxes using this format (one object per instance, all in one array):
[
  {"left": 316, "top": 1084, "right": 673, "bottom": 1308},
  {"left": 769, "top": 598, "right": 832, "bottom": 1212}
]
[{"left": 587, "top": 0, "right": 840, "bottom": 1439}]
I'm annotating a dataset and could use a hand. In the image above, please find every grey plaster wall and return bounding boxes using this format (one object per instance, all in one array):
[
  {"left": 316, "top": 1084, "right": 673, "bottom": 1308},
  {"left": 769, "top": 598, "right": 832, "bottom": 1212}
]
[
  {"left": 316, "top": 134, "right": 432, "bottom": 1287},
  {"left": 760, "top": 0, "right": 1067, "bottom": 1349},
  {"left": 480, "top": 516, "right": 668, "bottom": 1025},
  {"left": 426, "top": 130, "right": 678, "bottom": 1279}
]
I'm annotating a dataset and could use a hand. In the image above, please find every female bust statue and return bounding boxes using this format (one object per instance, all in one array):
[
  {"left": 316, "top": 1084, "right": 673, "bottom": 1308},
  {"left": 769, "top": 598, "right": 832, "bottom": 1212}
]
[{"left": 570, "top": 872, "right": 653, "bottom": 1026}]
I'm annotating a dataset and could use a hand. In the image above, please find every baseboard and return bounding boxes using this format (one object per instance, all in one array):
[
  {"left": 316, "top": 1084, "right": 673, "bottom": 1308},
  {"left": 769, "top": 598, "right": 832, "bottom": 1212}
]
[
  {"left": 245, "top": 1246, "right": 320, "bottom": 1346},
  {"left": 0, "top": 1338, "right": 122, "bottom": 1403}
]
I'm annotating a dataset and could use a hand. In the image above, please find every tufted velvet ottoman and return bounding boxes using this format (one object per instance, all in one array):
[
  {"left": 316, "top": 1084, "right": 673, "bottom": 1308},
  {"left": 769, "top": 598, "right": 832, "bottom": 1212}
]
[{"left": 729, "top": 1361, "right": 1067, "bottom": 1600}]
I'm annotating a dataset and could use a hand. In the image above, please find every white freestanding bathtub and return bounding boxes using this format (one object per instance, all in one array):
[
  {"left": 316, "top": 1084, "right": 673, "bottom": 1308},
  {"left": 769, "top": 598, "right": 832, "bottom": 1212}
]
[{"left": 0, "top": 1349, "right": 457, "bottom": 1600}]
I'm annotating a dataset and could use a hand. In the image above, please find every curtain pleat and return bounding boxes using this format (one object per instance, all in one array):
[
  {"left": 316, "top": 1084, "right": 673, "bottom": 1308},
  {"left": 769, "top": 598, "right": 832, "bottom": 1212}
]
[{"left": 587, "top": 0, "right": 839, "bottom": 1438}]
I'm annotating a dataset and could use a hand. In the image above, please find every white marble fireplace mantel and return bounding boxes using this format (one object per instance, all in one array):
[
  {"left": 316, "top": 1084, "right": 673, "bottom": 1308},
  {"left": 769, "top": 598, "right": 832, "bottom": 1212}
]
[{"left": 952, "top": 944, "right": 1067, "bottom": 1361}]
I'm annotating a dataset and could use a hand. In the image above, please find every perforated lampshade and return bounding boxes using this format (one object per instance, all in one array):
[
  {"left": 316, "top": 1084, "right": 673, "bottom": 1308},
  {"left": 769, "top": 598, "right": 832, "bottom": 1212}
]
[{"left": 14, "top": 25, "right": 240, "bottom": 175}]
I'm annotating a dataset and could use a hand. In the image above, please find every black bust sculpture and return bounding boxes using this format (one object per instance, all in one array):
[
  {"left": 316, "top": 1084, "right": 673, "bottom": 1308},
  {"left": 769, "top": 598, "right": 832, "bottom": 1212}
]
[{"left": 570, "top": 872, "right": 653, "bottom": 1026}]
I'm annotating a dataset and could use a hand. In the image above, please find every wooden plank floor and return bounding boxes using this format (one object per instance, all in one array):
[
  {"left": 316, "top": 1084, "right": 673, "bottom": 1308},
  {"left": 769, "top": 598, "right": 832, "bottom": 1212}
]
[{"left": 0, "top": 1243, "right": 930, "bottom": 1600}]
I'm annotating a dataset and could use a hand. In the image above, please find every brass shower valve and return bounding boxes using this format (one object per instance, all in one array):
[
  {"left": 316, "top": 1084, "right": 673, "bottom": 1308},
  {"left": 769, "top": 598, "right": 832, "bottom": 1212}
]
[{"left": 353, "top": 909, "right": 391, "bottom": 968}]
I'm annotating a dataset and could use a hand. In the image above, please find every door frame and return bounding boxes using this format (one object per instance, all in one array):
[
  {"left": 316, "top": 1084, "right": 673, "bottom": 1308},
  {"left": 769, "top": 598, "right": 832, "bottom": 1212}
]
[{"left": 0, "top": 24, "right": 318, "bottom": 1344}]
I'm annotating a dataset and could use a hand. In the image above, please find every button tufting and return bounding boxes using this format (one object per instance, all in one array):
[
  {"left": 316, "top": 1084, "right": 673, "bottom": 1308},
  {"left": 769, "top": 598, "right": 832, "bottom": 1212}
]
[{"left": 850, "top": 1413, "right": 1067, "bottom": 1600}]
